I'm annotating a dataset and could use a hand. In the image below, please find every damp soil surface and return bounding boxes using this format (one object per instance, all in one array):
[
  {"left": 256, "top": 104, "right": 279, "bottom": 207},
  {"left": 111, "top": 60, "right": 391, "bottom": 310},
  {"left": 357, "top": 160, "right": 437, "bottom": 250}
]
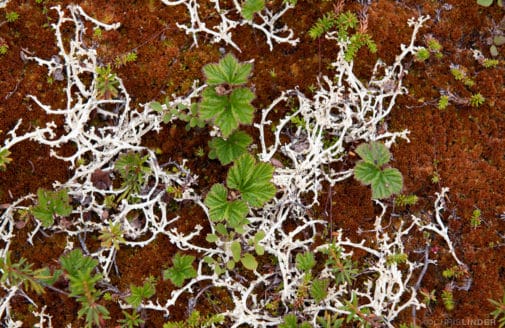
[{"left": 0, "top": 0, "right": 505, "bottom": 327}]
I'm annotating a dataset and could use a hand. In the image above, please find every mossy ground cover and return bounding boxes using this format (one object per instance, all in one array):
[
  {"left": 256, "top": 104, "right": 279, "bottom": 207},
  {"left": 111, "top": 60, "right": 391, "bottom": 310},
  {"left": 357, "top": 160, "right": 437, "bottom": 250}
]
[{"left": 0, "top": 0, "right": 504, "bottom": 327}]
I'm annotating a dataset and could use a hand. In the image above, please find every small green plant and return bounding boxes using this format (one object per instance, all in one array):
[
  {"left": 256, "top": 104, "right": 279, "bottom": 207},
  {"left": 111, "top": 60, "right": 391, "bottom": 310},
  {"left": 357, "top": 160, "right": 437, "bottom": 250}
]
[
  {"left": 163, "top": 253, "right": 197, "bottom": 287},
  {"left": 0, "top": 251, "right": 60, "bottom": 295},
  {"left": 482, "top": 58, "right": 500, "bottom": 68},
  {"left": 394, "top": 193, "right": 419, "bottom": 207},
  {"left": 477, "top": 0, "right": 503, "bottom": 7},
  {"left": 353, "top": 141, "right": 403, "bottom": 199},
  {"left": 98, "top": 222, "right": 126, "bottom": 250},
  {"left": 450, "top": 65, "right": 475, "bottom": 88},
  {"left": 469, "top": 208, "right": 482, "bottom": 228},
  {"left": 31, "top": 188, "right": 73, "bottom": 227},
  {"left": 114, "top": 51, "right": 137, "bottom": 68},
  {"left": 0, "top": 148, "right": 12, "bottom": 170},
  {"left": 308, "top": 11, "right": 377, "bottom": 62},
  {"left": 441, "top": 286, "right": 455, "bottom": 311},
  {"left": 438, "top": 95, "right": 450, "bottom": 110},
  {"left": 96, "top": 65, "right": 120, "bottom": 99},
  {"left": 118, "top": 310, "right": 144, "bottom": 328},
  {"left": 227, "top": 240, "right": 259, "bottom": 271},
  {"left": 420, "top": 288, "right": 437, "bottom": 307},
  {"left": 414, "top": 47, "right": 430, "bottom": 62},
  {"left": 151, "top": 101, "right": 206, "bottom": 130},
  {"left": 208, "top": 130, "right": 252, "bottom": 165},
  {"left": 279, "top": 314, "right": 312, "bottom": 328},
  {"left": 386, "top": 253, "right": 408, "bottom": 265},
  {"left": 0, "top": 44, "right": 8, "bottom": 55},
  {"left": 114, "top": 152, "right": 152, "bottom": 202},
  {"left": 200, "top": 53, "right": 255, "bottom": 138},
  {"left": 125, "top": 276, "right": 156, "bottom": 307},
  {"left": 60, "top": 249, "right": 110, "bottom": 328},
  {"left": 5, "top": 12, "right": 19, "bottom": 23},
  {"left": 205, "top": 153, "right": 275, "bottom": 232},
  {"left": 490, "top": 35, "right": 505, "bottom": 57},
  {"left": 163, "top": 310, "right": 225, "bottom": 328},
  {"left": 489, "top": 292, "right": 505, "bottom": 328},
  {"left": 469, "top": 93, "right": 485, "bottom": 107},
  {"left": 241, "top": 0, "right": 265, "bottom": 20},
  {"left": 323, "top": 244, "right": 358, "bottom": 285}
]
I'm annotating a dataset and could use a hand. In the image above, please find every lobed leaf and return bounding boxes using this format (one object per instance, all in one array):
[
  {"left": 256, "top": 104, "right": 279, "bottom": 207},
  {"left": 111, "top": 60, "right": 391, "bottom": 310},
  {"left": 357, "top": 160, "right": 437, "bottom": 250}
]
[
  {"left": 204, "top": 184, "right": 249, "bottom": 224},
  {"left": 370, "top": 167, "right": 403, "bottom": 199},
  {"left": 241, "top": 0, "right": 265, "bottom": 20},
  {"left": 163, "top": 253, "right": 197, "bottom": 287},
  {"left": 203, "top": 53, "right": 252, "bottom": 85},
  {"left": 355, "top": 141, "right": 391, "bottom": 166},
  {"left": 208, "top": 130, "right": 253, "bottom": 165},
  {"left": 226, "top": 154, "right": 276, "bottom": 207}
]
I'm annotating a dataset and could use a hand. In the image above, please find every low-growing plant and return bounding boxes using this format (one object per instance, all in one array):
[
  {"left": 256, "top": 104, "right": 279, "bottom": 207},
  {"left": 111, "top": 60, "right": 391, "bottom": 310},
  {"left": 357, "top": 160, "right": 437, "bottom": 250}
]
[
  {"left": 163, "top": 310, "right": 225, "bottom": 328},
  {"left": 0, "top": 148, "right": 12, "bottom": 170},
  {"left": 477, "top": 0, "right": 503, "bottom": 7},
  {"left": 309, "top": 10, "right": 377, "bottom": 62},
  {"left": 31, "top": 188, "right": 73, "bottom": 227},
  {"left": 353, "top": 141, "right": 403, "bottom": 199},
  {"left": 118, "top": 310, "right": 145, "bottom": 328},
  {"left": 441, "top": 285, "right": 455, "bottom": 311},
  {"left": 125, "top": 276, "right": 156, "bottom": 308},
  {"left": 279, "top": 313, "right": 312, "bottom": 328},
  {"left": 114, "top": 152, "right": 152, "bottom": 202},
  {"left": 151, "top": 101, "right": 207, "bottom": 129},
  {"left": 438, "top": 94, "right": 450, "bottom": 110},
  {"left": 60, "top": 249, "right": 110, "bottom": 328},
  {"left": 241, "top": 0, "right": 265, "bottom": 20},
  {"left": 394, "top": 193, "right": 419, "bottom": 207},
  {"left": 98, "top": 222, "right": 126, "bottom": 250},
  {"left": 469, "top": 93, "right": 485, "bottom": 107},
  {"left": 208, "top": 130, "right": 253, "bottom": 165},
  {"left": 489, "top": 291, "right": 505, "bottom": 328},
  {"left": 96, "top": 65, "right": 120, "bottom": 100},
  {"left": 114, "top": 51, "right": 138, "bottom": 68},
  {"left": 163, "top": 253, "right": 197, "bottom": 287},
  {"left": 5, "top": 11, "right": 19, "bottom": 23},
  {"left": 469, "top": 208, "right": 482, "bottom": 228}
]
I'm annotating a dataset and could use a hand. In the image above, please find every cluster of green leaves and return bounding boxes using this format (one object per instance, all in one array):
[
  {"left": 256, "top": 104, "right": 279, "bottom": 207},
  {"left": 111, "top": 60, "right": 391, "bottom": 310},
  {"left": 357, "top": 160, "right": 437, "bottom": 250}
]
[
  {"left": 394, "top": 193, "right": 419, "bottom": 208},
  {"left": 489, "top": 292, "right": 505, "bottom": 328},
  {"left": 114, "top": 152, "right": 152, "bottom": 202},
  {"left": 490, "top": 35, "right": 505, "bottom": 57},
  {"left": 241, "top": 0, "right": 265, "bottom": 20},
  {"left": 125, "top": 276, "right": 156, "bottom": 307},
  {"left": 441, "top": 287, "right": 455, "bottom": 311},
  {"left": 0, "top": 148, "right": 12, "bottom": 171},
  {"left": 31, "top": 188, "right": 73, "bottom": 227},
  {"left": 203, "top": 154, "right": 275, "bottom": 273},
  {"left": 163, "top": 310, "right": 225, "bottom": 328},
  {"left": 5, "top": 11, "right": 19, "bottom": 23},
  {"left": 308, "top": 11, "right": 376, "bottom": 62},
  {"left": 450, "top": 66, "right": 475, "bottom": 88},
  {"left": 415, "top": 37, "right": 443, "bottom": 61},
  {"left": 163, "top": 253, "right": 197, "bottom": 287},
  {"left": 96, "top": 65, "right": 120, "bottom": 100},
  {"left": 151, "top": 101, "right": 206, "bottom": 130},
  {"left": 114, "top": 51, "right": 138, "bottom": 68},
  {"left": 98, "top": 222, "right": 126, "bottom": 250},
  {"left": 353, "top": 141, "right": 403, "bottom": 199},
  {"left": 60, "top": 249, "right": 110, "bottom": 327},
  {"left": 0, "top": 251, "right": 60, "bottom": 295},
  {"left": 469, "top": 93, "right": 485, "bottom": 107},
  {"left": 205, "top": 154, "right": 275, "bottom": 233},
  {"left": 469, "top": 208, "right": 482, "bottom": 228}
]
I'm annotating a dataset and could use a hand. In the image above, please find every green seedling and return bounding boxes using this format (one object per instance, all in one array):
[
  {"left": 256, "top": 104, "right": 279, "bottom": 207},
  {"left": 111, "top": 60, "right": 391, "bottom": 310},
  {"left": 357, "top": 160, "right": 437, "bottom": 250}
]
[
  {"left": 31, "top": 188, "right": 73, "bottom": 227},
  {"left": 353, "top": 141, "right": 403, "bottom": 199},
  {"left": 489, "top": 292, "right": 505, "bottom": 328},
  {"left": 0, "top": 148, "right": 12, "bottom": 171},
  {"left": 208, "top": 130, "right": 252, "bottom": 165},
  {"left": 114, "top": 152, "right": 152, "bottom": 202},
  {"left": 96, "top": 65, "right": 119, "bottom": 100},
  {"left": 200, "top": 53, "right": 255, "bottom": 137},
  {"left": 163, "top": 253, "right": 197, "bottom": 287},
  {"left": 125, "top": 276, "right": 156, "bottom": 308}
]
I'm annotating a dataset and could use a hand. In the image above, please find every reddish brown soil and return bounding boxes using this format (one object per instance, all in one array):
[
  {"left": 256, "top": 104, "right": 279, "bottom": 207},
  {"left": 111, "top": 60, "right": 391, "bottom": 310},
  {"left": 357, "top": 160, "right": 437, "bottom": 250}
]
[{"left": 1, "top": 0, "right": 504, "bottom": 327}]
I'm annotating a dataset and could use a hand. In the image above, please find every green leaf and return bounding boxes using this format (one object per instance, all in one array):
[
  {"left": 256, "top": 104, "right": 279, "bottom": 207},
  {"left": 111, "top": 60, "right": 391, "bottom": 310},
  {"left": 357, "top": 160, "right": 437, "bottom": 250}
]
[
  {"left": 296, "top": 252, "right": 316, "bottom": 272},
  {"left": 206, "top": 233, "right": 219, "bottom": 243},
  {"left": 163, "top": 253, "right": 197, "bottom": 287},
  {"left": 200, "top": 87, "right": 255, "bottom": 138},
  {"left": 231, "top": 241, "right": 242, "bottom": 262},
  {"left": 126, "top": 278, "right": 156, "bottom": 308},
  {"left": 310, "top": 278, "right": 329, "bottom": 303},
  {"left": 208, "top": 130, "right": 253, "bottom": 165},
  {"left": 203, "top": 54, "right": 252, "bottom": 86},
  {"left": 370, "top": 167, "right": 403, "bottom": 199},
  {"left": 241, "top": 0, "right": 265, "bottom": 20},
  {"left": 355, "top": 141, "right": 391, "bottom": 166},
  {"left": 353, "top": 161, "right": 381, "bottom": 186},
  {"left": 279, "top": 314, "right": 298, "bottom": 328},
  {"left": 60, "top": 249, "right": 98, "bottom": 278},
  {"left": 226, "top": 154, "right": 276, "bottom": 207},
  {"left": 32, "top": 188, "right": 73, "bottom": 228},
  {"left": 204, "top": 184, "right": 249, "bottom": 224},
  {"left": 150, "top": 101, "right": 163, "bottom": 112},
  {"left": 477, "top": 0, "right": 493, "bottom": 6},
  {"left": 241, "top": 253, "right": 258, "bottom": 271}
]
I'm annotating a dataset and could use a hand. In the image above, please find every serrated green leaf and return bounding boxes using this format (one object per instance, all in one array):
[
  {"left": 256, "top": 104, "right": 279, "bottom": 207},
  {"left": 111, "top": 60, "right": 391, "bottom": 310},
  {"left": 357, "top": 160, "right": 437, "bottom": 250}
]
[
  {"left": 295, "top": 252, "right": 316, "bottom": 272},
  {"left": 353, "top": 161, "right": 381, "bottom": 186},
  {"left": 200, "top": 87, "right": 255, "bottom": 138},
  {"left": 241, "top": 253, "right": 258, "bottom": 271},
  {"left": 204, "top": 184, "right": 249, "bottom": 224},
  {"left": 126, "top": 279, "right": 156, "bottom": 307},
  {"left": 231, "top": 241, "right": 242, "bottom": 262},
  {"left": 371, "top": 167, "right": 403, "bottom": 199},
  {"left": 226, "top": 154, "right": 276, "bottom": 207},
  {"left": 310, "top": 278, "right": 329, "bottom": 303},
  {"left": 163, "top": 253, "right": 197, "bottom": 287},
  {"left": 355, "top": 141, "right": 391, "bottom": 166},
  {"left": 241, "top": 0, "right": 265, "bottom": 20},
  {"left": 208, "top": 130, "right": 253, "bottom": 165},
  {"left": 203, "top": 53, "right": 252, "bottom": 85},
  {"left": 32, "top": 188, "right": 73, "bottom": 228}
]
